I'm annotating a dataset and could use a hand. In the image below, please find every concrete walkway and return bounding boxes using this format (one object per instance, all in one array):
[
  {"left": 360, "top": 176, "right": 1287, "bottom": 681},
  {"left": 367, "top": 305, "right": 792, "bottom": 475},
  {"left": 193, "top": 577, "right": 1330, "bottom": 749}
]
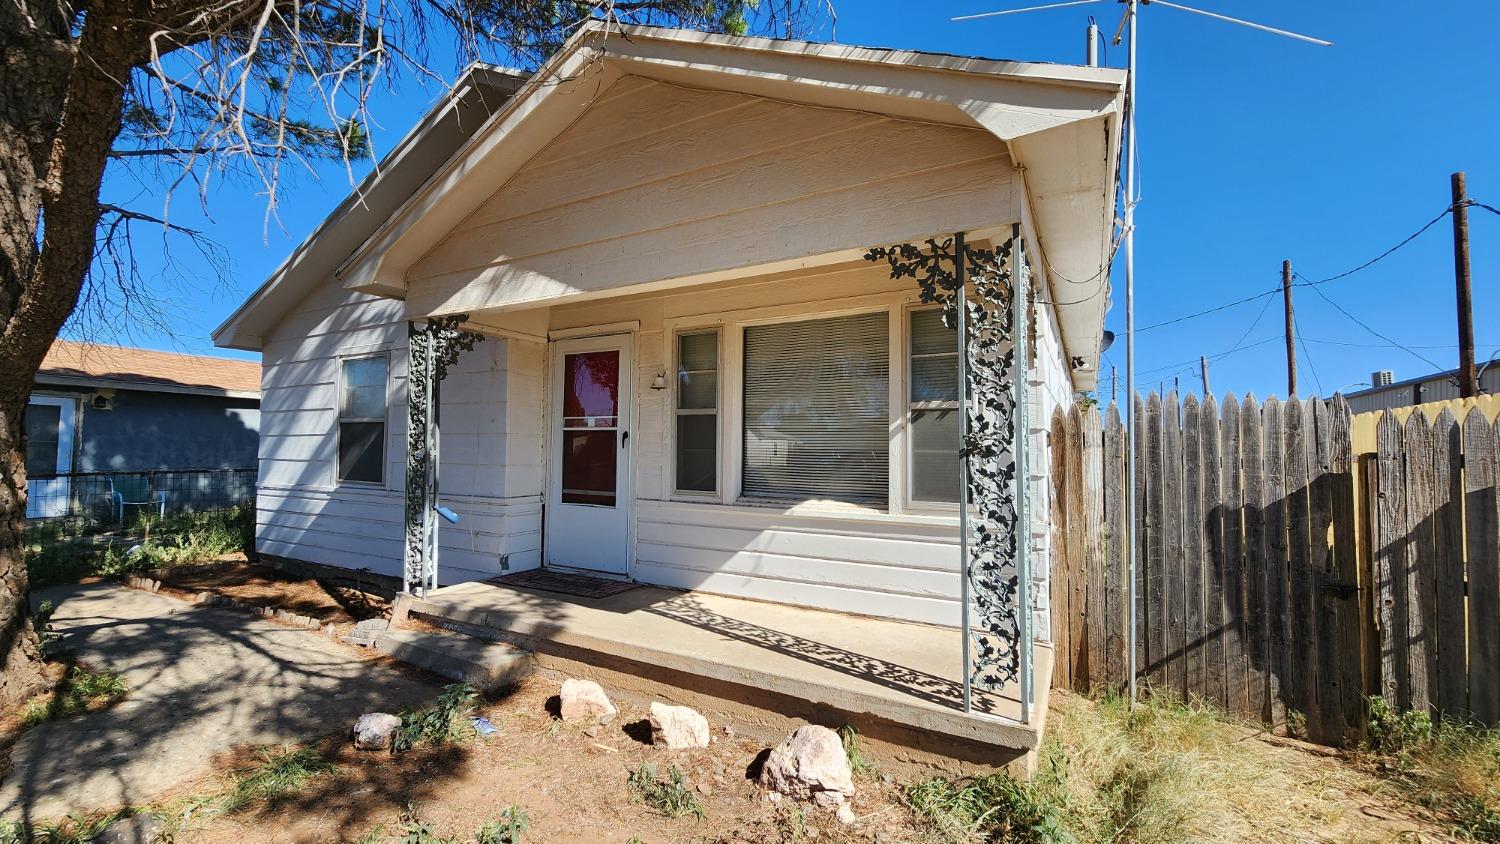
[{"left": 1, "top": 582, "right": 438, "bottom": 824}]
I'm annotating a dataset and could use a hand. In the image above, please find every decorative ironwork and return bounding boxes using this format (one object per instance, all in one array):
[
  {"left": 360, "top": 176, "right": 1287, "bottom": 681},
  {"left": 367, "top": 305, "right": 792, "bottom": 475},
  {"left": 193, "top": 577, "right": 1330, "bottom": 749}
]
[
  {"left": 865, "top": 234, "right": 1027, "bottom": 696},
  {"left": 404, "top": 315, "right": 483, "bottom": 594}
]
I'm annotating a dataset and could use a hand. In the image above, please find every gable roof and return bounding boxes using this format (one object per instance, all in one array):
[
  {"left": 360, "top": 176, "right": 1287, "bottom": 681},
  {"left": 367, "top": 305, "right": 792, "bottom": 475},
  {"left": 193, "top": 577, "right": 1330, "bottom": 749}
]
[
  {"left": 211, "top": 64, "right": 531, "bottom": 351},
  {"left": 216, "top": 24, "right": 1125, "bottom": 387},
  {"left": 37, "top": 340, "right": 261, "bottom": 398}
]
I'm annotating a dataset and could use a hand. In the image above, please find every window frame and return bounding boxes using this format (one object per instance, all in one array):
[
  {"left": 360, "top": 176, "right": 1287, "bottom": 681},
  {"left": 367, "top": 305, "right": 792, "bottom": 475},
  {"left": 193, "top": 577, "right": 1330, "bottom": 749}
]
[
  {"left": 904, "top": 304, "right": 962, "bottom": 512},
  {"left": 671, "top": 327, "right": 723, "bottom": 500},
  {"left": 335, "top": 351, "right": 390, "bottom": 488}
]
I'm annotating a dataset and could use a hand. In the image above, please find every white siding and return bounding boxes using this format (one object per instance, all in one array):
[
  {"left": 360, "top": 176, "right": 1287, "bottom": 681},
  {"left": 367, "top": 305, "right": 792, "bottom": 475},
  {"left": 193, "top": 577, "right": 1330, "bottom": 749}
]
[
  {"left": 1025, "top": 282, "right": 1077, "bottom": 643},
  {"left": 256, "top": 280, "right": 541, "bottom": 583}
]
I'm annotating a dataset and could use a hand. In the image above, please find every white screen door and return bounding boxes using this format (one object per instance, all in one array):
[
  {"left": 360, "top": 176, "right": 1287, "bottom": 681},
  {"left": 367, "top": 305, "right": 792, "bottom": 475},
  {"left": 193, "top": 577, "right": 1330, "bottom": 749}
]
[
  {"left": 25, "top": 396, "right": 75, "bottom": 519},
  {"left": 545, "top": 334, "right": 633, "bottom": 575}
]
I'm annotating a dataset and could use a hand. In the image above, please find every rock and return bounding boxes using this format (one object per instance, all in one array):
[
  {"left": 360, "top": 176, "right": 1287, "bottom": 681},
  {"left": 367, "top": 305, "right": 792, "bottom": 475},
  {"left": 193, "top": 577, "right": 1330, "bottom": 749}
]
[
  {"left": 758, "top": 725, "right": 855, "bottom": 806},
  {"left": 356, "top": 618, "right": 391, "bottom": 631},
  {"left": 353, "top": 712, "right": 402, "bottom": 750},
  {"left": 584, "top": 725, "right": 601, "bottom": 738},
  {"left": 90, "top": 814, "right": 163, "bottom": 844},
  {"left": 836, "top": 803, "right": 857, "bottom": 825},
  {"left": 649, "top": 702, "right": 710, "bottom": 749},
  {"left": 765, "top": 791, "right": 782, "bottom": 803},
  {"left": 696, "top": 782, "right": 713, "bottom": 796},
  {"left": 559, "top": 679, "right": 617, "bottom": 723},
  {"left": 723, "top": 724, "right": 736, "bottom": 737}
]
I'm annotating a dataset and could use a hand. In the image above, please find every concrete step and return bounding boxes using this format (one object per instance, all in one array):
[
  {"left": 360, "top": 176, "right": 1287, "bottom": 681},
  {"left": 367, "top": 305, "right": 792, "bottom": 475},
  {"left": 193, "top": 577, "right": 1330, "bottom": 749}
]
[{"left": 373, "top": 629, "right": 533, "bottom": 692}]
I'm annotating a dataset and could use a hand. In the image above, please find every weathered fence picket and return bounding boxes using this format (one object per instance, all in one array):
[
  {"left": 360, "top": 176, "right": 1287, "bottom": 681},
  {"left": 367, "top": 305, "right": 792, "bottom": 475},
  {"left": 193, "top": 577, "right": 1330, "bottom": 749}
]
[{"left": 1049, "top": 394, "right": 1499, "bottom": 746}]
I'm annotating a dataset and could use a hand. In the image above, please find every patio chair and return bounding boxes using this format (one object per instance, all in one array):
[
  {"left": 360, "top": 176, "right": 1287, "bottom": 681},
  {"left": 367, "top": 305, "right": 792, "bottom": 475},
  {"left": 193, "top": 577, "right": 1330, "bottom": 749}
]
[{"left": 109, "top": 475, "right": 166, "bottom": 524}]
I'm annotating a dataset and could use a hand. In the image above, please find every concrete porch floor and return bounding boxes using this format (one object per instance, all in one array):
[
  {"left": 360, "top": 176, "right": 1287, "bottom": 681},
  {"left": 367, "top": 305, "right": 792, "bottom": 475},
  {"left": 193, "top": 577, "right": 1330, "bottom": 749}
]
[{"left": 401, "top": 579, "right": 1051, "bottom": 771}]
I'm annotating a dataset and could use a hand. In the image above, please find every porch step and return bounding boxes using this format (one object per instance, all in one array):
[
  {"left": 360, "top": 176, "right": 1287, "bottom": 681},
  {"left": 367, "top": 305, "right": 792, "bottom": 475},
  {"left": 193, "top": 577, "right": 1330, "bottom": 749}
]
[{"left": 373, "top": 629, "right": 533, "bottom": 692}]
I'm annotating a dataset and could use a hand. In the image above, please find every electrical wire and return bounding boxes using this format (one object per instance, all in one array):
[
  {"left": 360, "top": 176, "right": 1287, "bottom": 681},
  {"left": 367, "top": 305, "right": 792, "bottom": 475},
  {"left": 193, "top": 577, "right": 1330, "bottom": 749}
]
[
  {"left": 1295, "top": 204, "right": 1456, "bottom": 287},
  {"left": 1292, "top": 311, "right": 1323, "bottom": 395},
  {"left": 1298, "top": 273, "right": 1451, "bottom": 376}
]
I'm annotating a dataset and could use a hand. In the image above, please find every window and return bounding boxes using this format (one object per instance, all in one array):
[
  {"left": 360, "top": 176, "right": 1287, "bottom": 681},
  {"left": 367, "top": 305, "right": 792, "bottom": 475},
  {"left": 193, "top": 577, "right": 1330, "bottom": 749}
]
[
  {"left": 338, "top": 355, "right": 388, "bottom": 484},
  {"left": 24, "top": 402, "right": 63, "bottom": 479},
  {"left": 675, "top": 330, "right": 719, "bottom": 494},
  {"left": 909, "top": 309, "right": 960, "bottom": 503},
  {"left": 742, "top": 311, "right": 889, "bottom": 503}
]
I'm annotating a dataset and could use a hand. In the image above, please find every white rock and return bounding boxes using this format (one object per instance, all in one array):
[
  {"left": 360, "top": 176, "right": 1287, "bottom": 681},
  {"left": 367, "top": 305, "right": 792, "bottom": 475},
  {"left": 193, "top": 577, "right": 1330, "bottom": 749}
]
[
  {"left": 559, "top": 679, "right": 617, "bottom": 723},
  {"left": 836, "top": 802, "right": 857, "bottom": 825},
  {"left": 353, "top": 712, "right": 402, "bottom": 750},
  {"left": 649, "top": 702, "right": 710, "bottom": 749},
  {"left": 90, "top": 814, "right": 164, "bottom": 844},
  {"left": 758, "top": 725, "right": 855, "bottom": 805}
]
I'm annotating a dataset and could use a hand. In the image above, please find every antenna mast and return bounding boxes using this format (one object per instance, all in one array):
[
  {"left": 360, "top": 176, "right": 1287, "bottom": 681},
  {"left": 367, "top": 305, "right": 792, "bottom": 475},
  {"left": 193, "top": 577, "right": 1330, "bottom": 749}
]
[{"left": 953, "top": 0, "right": 1330, "bottom": 709}]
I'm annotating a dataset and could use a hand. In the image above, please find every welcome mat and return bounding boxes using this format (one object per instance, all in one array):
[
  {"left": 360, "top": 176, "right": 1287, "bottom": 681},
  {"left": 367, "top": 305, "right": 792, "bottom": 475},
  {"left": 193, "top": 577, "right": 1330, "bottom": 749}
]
[{"left": 486, "top": 569, "right": 639, "bottom": 599}]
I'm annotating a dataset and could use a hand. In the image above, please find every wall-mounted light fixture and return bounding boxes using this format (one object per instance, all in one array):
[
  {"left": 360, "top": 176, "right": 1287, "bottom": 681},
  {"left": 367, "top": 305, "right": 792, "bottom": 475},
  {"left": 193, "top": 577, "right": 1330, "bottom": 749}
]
[{"left": 651, "top": 372, "right": 668, "bottom": 391}]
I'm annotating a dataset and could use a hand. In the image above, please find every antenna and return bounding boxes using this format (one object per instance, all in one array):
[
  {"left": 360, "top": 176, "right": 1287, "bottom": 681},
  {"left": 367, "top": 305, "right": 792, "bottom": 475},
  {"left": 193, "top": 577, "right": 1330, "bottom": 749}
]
[{"left": 953, "top": 0, "right": 1331, "bottom": 710}]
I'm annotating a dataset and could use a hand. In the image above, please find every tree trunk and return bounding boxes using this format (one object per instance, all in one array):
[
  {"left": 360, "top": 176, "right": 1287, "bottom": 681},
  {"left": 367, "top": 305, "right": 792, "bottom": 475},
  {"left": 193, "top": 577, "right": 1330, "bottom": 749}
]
[{"left": 0, "top": 1, "right": 142, "bottom": 707}]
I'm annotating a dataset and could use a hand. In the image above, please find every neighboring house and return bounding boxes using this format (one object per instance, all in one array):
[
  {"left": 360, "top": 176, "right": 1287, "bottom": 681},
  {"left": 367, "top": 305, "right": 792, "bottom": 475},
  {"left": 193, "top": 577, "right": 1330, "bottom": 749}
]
[
  {"left": 214, "top": 24, "right": 1123, "bottom": 731},
  {"left": 1345, "top": 365, "right": 1500, "bottom": 414},
  {"left": 26, "top": 340, "right": 261, "bottom": 519}
]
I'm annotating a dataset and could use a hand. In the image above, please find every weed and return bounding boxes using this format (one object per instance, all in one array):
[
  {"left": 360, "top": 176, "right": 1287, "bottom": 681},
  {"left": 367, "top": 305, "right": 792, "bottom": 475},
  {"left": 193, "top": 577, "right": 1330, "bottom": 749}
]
[
  {"left": 0, "top": 810, "right": 132, "bottom": 844},
  {"left": 475, "top": 806, "right": 528, "bottom": 844},
  {"left": 397, "top": 802, "right": 461, "bottom": 844},
  {"left": 627, "top": 763, "right": 705, "bottom": 821},
  {"left": 773, "top": 804, "right": 809, "bottom": 841},
  {"left": 906, "top": 773, "right": 1071, "bottom": 844},
  {"left": 840, "top": 724, "right": 875, "bottom": 778},
  {"left": 21, "top": 664, "right": 127, "bottom": 726},
  {"left": 1284, "top": 709, "right": 1308, "bottom": 740},
  {"left": 216, "top": 746, "right": 338, "bottom": 814},
  {"left": 1366, "top": 696, "right": 1434, "bottom": 762},
  {"left": 26, "top": 506, "right": 252, "bottom": 587},
  {"left": 395, "top": 683, "right": 478, "bottom": 751}
]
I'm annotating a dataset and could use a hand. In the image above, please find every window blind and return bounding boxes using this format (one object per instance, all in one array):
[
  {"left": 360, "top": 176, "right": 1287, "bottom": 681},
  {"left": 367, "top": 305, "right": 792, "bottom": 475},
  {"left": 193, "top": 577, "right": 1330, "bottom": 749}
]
[
  {"left": 909, "top": 309, "right": 960, "bottom": 503},
  {"left": 743, "top": 311, "right": 889, "bottom": 502}
]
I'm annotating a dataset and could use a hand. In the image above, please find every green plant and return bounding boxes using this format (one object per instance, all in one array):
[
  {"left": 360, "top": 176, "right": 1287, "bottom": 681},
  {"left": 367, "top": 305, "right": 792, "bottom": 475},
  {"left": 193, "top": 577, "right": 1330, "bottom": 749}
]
[
  {"left": 394, "top": 683, "right": 478, "bottom": 751},
  {"left": 475, "top": 806, "right": 528, "bottom": 844},
  {"left": 906, "top": 772, "right": 1072, "bottom": 844},
  {"left": 25, "top": 506, "right": 254, "bottom": 587},
  {"left": 1366, "top": 696, "right": 1434, "bottom": 761},
  {"left": 627, "top": 763, "right": 704, "bottom": 821},
  {"left": 1284, "top": 709, "right": 1308, "bottom": 739},
  {"left": 0, "top": 810, "right": 133, "bottom": 844},
  {"left": 21, "top": 664, "right": 127, "bottom": 726},
  {"left": 214, "top": 745, "right": 337, "bottom": 813},
  {"left": 840, "top": 724, "right": 875, "bottom": 778},
  {"left": 397, "top": 802, "right": 461, "bottom": 844}
]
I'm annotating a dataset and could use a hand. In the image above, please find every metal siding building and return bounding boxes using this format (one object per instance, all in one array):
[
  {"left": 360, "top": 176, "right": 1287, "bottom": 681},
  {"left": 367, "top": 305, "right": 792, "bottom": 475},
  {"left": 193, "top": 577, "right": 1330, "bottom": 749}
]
[{"left": 1345, "top": 366, "right": 1500, "bottom": 414}]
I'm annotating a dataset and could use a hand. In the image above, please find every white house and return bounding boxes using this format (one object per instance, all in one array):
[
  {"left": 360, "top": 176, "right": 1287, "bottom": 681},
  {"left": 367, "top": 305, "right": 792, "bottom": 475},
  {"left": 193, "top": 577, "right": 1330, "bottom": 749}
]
[{"left": 215, "top": 24, "right": 1124, "bottom": 763}]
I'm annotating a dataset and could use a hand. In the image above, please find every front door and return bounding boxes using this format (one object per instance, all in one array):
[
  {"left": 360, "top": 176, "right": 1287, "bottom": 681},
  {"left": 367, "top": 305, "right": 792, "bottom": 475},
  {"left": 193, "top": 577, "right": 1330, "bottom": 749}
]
[
  {"left": 25, "top": 395, "right": 76, "bottom": 519},
  {"left": 545, "top": 334, "right": 633, "bottom": 576}
]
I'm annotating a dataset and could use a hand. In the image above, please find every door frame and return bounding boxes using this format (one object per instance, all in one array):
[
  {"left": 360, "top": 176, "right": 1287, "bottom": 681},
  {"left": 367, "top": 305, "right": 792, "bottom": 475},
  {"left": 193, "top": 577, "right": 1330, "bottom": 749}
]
[
  {"left": 26, "top": 394, "right": 77, "bottom": 520},
  {"left": 542, "top": 330, "right": 637, "bottom": 579}
]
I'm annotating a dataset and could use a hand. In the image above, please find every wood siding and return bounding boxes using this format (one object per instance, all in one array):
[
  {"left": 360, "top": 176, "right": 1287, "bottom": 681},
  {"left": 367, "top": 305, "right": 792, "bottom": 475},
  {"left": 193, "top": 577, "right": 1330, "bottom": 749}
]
[{"left": 406, "top": 75, "right": 1015, "bottom": 316}]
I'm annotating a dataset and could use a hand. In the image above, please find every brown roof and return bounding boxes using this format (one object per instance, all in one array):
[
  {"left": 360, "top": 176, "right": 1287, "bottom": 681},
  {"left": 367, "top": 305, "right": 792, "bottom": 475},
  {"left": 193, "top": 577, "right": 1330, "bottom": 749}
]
[{"left": 37, "top": 340, "right": 260, "bottom": 396}]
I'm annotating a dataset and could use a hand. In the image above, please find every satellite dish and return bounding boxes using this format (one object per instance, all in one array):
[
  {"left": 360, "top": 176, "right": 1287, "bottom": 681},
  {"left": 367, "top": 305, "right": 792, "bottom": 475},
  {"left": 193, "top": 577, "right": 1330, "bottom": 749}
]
[{"left": 1100, "top": 330, "right": 1116, "bottom": 353}]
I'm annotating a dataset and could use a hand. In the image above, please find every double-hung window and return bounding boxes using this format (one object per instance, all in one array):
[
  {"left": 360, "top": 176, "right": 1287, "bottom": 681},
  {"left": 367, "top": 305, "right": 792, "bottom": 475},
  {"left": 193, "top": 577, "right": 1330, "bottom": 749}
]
[
  {"left": 674, "top": 330, "right": 720, "bottom": 494},
  {"left": 338, "top": 355, "right": 388, "bottom": 484},
  {"left": 908, "top": 308, "right": 961, "bottom": 504},
  {"left": 742, "top": 311, "right": 890, "bottom": 503}
]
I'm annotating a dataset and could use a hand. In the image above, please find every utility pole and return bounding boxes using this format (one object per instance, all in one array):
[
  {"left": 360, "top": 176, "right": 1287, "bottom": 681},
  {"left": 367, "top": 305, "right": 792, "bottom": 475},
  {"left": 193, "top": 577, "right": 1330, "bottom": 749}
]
[
  {"left": 1200, "top": 356, "right": 1211, "bottom": 397},
  {"left": 1282, "top": 259, "right": 1297, "bottom": 397},
  {"left": 1453, "top": 171, "right": 1478, "bottom": 397}
]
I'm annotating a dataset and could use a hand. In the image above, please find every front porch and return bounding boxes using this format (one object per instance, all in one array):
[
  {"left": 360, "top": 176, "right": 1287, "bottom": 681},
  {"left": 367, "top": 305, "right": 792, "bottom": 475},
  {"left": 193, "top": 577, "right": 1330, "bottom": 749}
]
[{"left": 398, "top": 577, "right": 1051, "bottom": 772}]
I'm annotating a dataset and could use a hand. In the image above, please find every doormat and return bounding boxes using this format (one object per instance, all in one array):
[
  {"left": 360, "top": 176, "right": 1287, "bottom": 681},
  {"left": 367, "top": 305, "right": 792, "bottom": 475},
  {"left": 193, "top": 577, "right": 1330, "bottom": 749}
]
[{"left": 487, "top": 569, "right": 639, "bottom": 599}]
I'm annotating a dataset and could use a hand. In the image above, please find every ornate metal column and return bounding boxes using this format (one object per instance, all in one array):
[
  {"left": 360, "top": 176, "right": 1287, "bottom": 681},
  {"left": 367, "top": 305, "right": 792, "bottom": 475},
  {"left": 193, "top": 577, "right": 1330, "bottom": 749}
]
[
  {"left": 866, "top": 231, "right": 1033, "bottom": 720},
  {"left": 404, "top": 315, "right": 482, "bottom": 596}
]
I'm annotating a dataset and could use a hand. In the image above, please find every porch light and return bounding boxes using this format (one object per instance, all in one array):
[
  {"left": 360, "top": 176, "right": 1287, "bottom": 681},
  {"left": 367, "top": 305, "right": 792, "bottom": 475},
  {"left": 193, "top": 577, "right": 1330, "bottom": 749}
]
[{"left": 651, "top": 372, "right": 668, "bottom": 391}]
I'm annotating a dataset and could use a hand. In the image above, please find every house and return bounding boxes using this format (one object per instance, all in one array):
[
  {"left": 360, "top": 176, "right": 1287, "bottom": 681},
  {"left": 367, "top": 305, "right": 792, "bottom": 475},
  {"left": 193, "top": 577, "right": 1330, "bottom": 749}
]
[
  {"left": 214, "top": 25, "right": 1124, "bottom": 768},
  {"left": 26, "top": 340, "right": 261, "bottom": 519}
]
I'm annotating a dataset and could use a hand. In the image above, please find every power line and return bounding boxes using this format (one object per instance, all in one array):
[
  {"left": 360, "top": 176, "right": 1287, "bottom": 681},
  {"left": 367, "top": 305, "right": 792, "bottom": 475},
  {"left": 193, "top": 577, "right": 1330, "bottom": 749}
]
[
  {"left": 1298, "top": 273, "right": 1450, "bottom": 375},
  {"left": 1295, "top": 204, "right": 1455, "bottom": 286},
  {"left": 1293, "top": 312, "right": 1323, "bottom": 395}
]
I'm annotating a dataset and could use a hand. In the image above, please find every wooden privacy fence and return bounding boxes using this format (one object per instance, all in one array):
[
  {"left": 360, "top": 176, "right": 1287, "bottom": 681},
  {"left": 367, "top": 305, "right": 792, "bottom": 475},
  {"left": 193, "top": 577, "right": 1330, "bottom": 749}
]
[{"left": 1051, "top": 394, "right": 1500, "bottom": 745}]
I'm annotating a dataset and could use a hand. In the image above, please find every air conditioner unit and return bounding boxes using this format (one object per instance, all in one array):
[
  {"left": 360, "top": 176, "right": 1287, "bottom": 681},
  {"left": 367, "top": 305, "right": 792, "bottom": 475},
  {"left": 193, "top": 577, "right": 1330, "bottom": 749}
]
[{"left": 1371, "top": 369, "right": 1396, "bottom": 387}]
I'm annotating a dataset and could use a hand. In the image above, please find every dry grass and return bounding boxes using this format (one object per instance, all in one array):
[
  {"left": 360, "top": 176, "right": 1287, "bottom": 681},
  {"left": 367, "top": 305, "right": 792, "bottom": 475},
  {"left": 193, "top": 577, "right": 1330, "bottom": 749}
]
[{"left": 908, "top": 690, "right": 1449, "bottom": 844}]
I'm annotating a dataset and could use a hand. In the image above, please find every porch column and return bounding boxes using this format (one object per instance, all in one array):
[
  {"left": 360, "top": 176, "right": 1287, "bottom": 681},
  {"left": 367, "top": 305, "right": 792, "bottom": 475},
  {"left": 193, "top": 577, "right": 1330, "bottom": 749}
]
[
  {"left": 403, "top": 315, "right": 483, "bottom": 596},
  {"left": 865, "top": 231, "right": 1034, "bottom": 720}
]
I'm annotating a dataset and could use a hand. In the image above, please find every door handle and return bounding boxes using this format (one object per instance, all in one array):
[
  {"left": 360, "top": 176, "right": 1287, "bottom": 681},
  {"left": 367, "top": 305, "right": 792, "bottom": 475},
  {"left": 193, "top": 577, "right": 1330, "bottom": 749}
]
[{"left": 621, "top": 430, "right": 629, "bottom": 448}]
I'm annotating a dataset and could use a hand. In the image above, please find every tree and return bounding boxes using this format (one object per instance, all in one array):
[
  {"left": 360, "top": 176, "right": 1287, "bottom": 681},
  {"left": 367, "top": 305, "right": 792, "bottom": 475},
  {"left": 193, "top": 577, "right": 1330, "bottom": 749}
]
[{"left": 0, "top": 0, "right": 830, "bottom": 705}]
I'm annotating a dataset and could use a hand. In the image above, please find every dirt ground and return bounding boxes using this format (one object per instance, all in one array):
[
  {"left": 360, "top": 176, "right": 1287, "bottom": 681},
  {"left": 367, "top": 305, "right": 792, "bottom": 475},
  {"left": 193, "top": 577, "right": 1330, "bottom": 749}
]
[
  {"left": 178, "top": 677, "right": 928, "bottom": 844},
  {"left": 154, "top": 557, "right": 390, "bottom": 628}
]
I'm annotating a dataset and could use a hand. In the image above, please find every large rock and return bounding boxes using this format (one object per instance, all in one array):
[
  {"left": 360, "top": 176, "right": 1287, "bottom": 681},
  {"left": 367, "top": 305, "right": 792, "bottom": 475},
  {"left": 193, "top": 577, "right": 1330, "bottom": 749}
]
[
  {"left": 352, "top": 712, "right": 403, "bottom": 751},
  {"left": 90, "top": 814, "right": 164, "bottom": 843},
  {"left": 758, "top": 725, "right": 855, "bottom": 807},
  {"left": 649, "top": 702, "right": 710, "bottom": 749},
  {"left": 559, "top": 679, "right": 617, "bottom": 723}
]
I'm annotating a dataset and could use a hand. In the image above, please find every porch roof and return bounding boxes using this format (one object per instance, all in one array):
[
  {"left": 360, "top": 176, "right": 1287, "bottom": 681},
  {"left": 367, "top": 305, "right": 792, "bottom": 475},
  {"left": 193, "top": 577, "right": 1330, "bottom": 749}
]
[{"left": 214, "top": 24, "right": 1125, "bottom": 385}]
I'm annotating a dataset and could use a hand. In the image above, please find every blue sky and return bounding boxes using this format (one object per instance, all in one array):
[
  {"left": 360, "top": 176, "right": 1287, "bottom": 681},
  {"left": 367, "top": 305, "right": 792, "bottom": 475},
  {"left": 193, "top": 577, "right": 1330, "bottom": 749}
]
[{"left": 93, "top": 0, "right": 1499, "bottom": 401}]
